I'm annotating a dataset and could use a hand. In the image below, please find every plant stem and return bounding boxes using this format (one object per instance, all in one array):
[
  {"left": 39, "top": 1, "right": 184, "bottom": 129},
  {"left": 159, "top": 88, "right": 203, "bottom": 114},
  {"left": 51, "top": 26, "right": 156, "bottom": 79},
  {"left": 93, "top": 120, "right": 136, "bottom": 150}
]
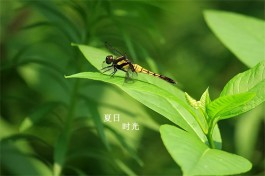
[{"left": 207, "top": 118, "right": 217, "bottom": 149}]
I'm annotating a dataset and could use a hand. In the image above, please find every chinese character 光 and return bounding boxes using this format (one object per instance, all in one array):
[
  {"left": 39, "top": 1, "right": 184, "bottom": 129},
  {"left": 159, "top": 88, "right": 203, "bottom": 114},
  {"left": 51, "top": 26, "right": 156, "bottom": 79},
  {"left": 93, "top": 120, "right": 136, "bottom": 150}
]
[{"left": 132, "top": 122, "right": 140, "bottom": 130}]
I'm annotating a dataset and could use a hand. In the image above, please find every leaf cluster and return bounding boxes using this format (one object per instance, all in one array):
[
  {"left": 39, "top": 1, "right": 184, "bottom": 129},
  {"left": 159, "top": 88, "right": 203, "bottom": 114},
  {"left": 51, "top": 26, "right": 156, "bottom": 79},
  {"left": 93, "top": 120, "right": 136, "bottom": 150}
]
[{"left": 66, "top": 10, "right": 265, "bottom": 175}]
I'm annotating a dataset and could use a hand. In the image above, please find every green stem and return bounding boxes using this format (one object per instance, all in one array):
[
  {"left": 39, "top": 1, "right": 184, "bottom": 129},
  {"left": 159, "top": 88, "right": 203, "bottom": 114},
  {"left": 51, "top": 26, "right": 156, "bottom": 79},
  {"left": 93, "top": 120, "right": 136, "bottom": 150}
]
[
  {"left": 198, "top": 107, "right": 209, "bottom": 134},
  {"left": 206, "top": 118, "right": 217, "bottom": 149},
  {"left": 195, "top": 113, "right": 208, "bottom": 135}
]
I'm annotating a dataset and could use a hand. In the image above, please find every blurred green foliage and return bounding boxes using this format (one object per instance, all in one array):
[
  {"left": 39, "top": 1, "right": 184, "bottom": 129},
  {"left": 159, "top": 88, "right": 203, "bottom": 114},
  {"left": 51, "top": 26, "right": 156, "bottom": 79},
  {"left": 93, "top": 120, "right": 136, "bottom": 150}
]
[{"left": 0, "top": 0, "right": 264, "bottom": 175}]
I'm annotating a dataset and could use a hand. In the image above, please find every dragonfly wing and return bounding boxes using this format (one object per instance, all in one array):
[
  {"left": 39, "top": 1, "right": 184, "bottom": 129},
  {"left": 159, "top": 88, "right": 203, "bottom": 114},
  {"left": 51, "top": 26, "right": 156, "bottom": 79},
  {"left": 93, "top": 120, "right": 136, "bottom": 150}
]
[
  {"left": 105, "top": 42, "right": 125, "bottom": 57},
  {"left": 125, "top": 65, "right": 137, "bottom": 83}
]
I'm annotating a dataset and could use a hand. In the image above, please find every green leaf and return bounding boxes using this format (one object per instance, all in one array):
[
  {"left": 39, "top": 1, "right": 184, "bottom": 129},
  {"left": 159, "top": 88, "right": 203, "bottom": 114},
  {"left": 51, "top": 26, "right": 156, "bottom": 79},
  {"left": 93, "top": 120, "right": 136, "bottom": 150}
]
[
  {"left": 114, "top": 159, "right": 138, "bottom": 176},
  {"left": 204, "top": 10, "right": 265, "bottom": 67},
  {"left": 54, "top": 132, "right": 68, "bottom": 176},
  {"left": 200, "top": 88, "right": 211, "bottom": 111},
  {"left": 66, "top": 44, "right": 222, "bottom": 144},
  {"left": 185, "top": 88, "right": 211, "bottom": 111},
  {"left": 106, "top": 126, "right": 143, "bottom": 166},
  {"left": 66, "top": 72, "right": 203, "bottom": 139},
  {"left": 1, "top": 137, "right": 53, "bottom": 176},
  {"left": 19, "top": 102, "right": 61, "bottom": 132},
  {"left": 31, "top": 1, "right": 81, "bottom": 41},
  {"left": 184, "top": 92, "right": 208, "bottom": 134},
  {"left": 160, "top": 125, "right": 252, "bottom": 176},
  {"left": 207, "top": 92, "right": 255, "bottom": 120},
  {"left": 220, "top": 61, "right": 265, "bottom": 114},
  {"left": 79, "top": 96, "right": 110, "bottom": 150},
  {"left": 185, "top": 92, "right": 201, "bottom": 109}
]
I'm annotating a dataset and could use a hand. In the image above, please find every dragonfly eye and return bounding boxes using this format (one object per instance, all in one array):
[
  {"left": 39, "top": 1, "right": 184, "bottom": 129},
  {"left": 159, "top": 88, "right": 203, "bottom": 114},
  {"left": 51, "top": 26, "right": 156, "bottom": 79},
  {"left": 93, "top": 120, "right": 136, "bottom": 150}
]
[{"left": 106, "top": 55, "right": 113, "bottom": 64}]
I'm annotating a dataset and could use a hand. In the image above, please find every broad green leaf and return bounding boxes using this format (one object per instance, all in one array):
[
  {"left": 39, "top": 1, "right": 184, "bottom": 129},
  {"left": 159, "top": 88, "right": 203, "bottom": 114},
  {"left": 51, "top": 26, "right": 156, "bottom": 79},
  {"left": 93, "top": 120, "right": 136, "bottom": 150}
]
[
  {"left": 66, "top": 44, "right": 222, "bottom": 146},
  {"left": 73, "top": 43, "right": 182, "bottom": 97},
  {"left": 221, "top": 61, "right": 265, "bottom": 115},
  {"left": 160, "top": 125, "right": 252, "bottom": 176},
  {"left": 204, "top": 10, "right": 265, "bottom": 67},
  {"left": 207, "top": 93, "right": 255, "bottom": 120},
  {"left": 66, "top": 72, "right": 204, "bottom": 140}
]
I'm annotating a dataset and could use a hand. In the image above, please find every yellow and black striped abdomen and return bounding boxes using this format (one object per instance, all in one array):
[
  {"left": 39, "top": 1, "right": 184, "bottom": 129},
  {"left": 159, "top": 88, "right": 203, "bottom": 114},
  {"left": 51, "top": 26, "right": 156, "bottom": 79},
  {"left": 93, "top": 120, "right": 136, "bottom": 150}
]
[{"left": 133, "top": 64, "right": 176, "bottom": 84}]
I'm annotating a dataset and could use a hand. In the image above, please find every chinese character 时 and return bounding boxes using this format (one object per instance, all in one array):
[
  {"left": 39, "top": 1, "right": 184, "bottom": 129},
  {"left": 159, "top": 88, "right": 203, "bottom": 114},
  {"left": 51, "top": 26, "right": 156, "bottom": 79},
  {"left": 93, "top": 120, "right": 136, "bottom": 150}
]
[{"left": 122, "top": 122, "right": 130, "bottom": 130}]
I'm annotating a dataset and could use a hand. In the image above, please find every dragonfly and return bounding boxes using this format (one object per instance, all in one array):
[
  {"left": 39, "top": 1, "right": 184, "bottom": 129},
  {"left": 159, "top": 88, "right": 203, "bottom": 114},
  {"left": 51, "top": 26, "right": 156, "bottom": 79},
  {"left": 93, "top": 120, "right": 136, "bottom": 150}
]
[{"left": 101, "top": 42, "right": 176, "bottom": 84}]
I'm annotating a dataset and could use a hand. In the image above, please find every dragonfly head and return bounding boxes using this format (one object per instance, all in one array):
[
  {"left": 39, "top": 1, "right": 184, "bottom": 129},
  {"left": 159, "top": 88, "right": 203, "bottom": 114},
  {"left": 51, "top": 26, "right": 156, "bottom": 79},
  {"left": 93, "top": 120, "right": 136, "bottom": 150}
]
[{"left": 105, "top": 55, "right": 114, "bottom": 64}]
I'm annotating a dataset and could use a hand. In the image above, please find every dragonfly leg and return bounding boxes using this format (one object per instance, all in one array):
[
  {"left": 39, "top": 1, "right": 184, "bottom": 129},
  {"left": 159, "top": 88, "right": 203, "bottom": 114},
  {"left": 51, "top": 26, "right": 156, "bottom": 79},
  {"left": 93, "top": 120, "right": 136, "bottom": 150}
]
[
  {"left": 101, "top": 65, "right": 113, "bottom": 70},
  {"left": 110, "top": 68, "right": 117, "bottom": 77},
  {"left": 125, "top": 71, "right": 130, "bottom": 80},
  {"left": 101, "top": 66, "right": 114, "bottom": 73}
]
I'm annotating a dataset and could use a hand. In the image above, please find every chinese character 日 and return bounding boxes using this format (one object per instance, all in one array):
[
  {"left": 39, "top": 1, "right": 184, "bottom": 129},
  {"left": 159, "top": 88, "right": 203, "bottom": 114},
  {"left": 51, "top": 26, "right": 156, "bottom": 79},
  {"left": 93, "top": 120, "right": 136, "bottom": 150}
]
[{"left": 113, "top": 114, "right": 120, "bottom": 122}]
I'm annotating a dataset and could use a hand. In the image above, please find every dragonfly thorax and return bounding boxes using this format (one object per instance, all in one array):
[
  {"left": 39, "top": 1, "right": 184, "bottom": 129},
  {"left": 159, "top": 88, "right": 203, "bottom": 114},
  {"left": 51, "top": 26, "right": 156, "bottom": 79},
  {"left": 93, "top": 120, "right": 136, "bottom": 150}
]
[{"left": 106, "top": 55, "right": 114, "bottom": 64}]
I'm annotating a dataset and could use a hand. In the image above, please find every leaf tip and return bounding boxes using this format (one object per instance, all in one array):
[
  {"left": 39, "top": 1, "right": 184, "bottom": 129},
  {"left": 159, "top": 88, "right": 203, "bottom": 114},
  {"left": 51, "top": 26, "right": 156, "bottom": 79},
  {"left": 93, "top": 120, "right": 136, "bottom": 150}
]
[
  {"left": 203, "top": 9, "right": 215, "bottom": 17},
  {"left": 71, "top": 43, "right": 79, "bottom": 47}
]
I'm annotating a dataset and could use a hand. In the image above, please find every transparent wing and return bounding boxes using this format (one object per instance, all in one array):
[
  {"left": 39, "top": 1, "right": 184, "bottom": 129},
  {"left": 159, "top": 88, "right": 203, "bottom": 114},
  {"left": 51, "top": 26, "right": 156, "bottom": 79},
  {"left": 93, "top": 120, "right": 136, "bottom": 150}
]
[
  {"left": 125, "top": 65, "right": 138, "bottom": 83},
  {"left": 105, "top": 42, "right": 125, "bottom": 57}
]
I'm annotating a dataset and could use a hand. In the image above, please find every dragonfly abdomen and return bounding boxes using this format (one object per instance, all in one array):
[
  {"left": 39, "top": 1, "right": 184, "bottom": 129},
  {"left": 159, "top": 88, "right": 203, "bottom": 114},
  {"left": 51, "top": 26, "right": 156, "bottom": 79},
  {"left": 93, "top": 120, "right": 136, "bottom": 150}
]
[{"left": 133, "top": 64, "right": 176, "bottom": 84}]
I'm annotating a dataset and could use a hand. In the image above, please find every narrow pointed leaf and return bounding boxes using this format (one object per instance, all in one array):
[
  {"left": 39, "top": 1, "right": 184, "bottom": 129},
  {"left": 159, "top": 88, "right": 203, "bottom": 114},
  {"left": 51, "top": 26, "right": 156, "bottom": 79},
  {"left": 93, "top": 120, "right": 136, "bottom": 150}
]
[
  {"left": 200, "top": 88, "right": 211, "bottom": 110},
  {"left": 19, "top": 102, "right": 60, "bottom": 131},
  {"left": 185, "top": 92, "right": 200, "bottom": 109}
]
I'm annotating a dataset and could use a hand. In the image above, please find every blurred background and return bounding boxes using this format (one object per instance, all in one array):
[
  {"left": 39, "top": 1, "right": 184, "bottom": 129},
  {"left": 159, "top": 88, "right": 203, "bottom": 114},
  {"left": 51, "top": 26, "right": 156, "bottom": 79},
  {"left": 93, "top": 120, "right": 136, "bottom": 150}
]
[{"left": 0, "top": 0, "right": 264, "bottom": 175}]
